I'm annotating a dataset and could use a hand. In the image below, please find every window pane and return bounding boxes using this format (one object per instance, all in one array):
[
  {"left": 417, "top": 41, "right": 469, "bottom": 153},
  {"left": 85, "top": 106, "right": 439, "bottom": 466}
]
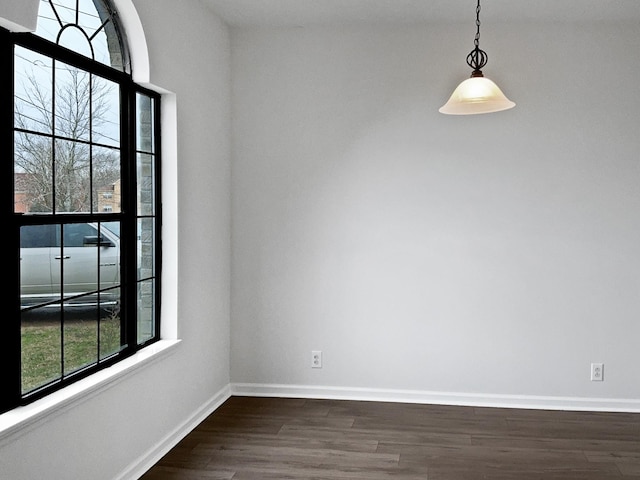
[
  {"left": 55, "top": 139, "right": 91, "bottom": 213},
  {"left": 63, "top": 222, "right": 98, "bottom": 247},
  {"left": 136, "top": 93, "right": 154, "bottom": 153},
  {"left": 87, "top": 21, "right": 111, "bottom": 67},
  {"left": 20, "top": 224, "right": 57, "bottom": 309},
  {"left": 100, "top": 291, "right": 122, "bottom": 359},
  {"left": 21, "top": 224, "right": 56, "bottom": 248},
  {"left": 102, "top": 220, "right": 120, "bottom": 237},
  {"left": 78, "top": 0, "right": 108, "bottom": 38},
  {"left": 52, "top": 222, "right": 119, "bottom": 302},
  {"left": 93, "top": 146, "right": 121, "bottom": 213},
  {"left": 15, "top": 132, "right": 54, "bottom": 214},
  {"left": 92, "top": 76, "right": 120, "bottom": 147},
  {"left": 15, "top": 46, "right": 53, "bottom": 135},
  {"left": 50, "top": 0, "right": 77, "bottom": 27},
  {"left": 59, "top": 26, "right": 93, "bottom": 59},
  {"left": 63, "top": 302, "right": 99, "bottom": 375},
  {"left": 33, "top": 0, "right": 59, "bottom": 44},
  {"left": 137, "top": 218, "right": 154, "bottom": 281},
  {"left": 55, "top": 62, "right": 91, "bottom": 141},
  {"left": 137, "top": 152, "right": 154, "bottom": 216},
  {"left": 56, "top": 223, "right": 98, "bottom": 301},
  {"left": 98, "top": 222, "right": 120, "bottom": 291},
  {"left": 137, "top": 279, "right": 154, "bottom": 344},
  {"left": 21, "top": 305, "right": 62, "bottom": 394}
]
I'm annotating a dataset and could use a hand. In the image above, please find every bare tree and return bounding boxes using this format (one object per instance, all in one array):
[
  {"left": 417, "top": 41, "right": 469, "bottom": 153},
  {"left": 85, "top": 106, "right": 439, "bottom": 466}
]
[{"left": 15, "top": 61, "right": 120, "bottom": 213}]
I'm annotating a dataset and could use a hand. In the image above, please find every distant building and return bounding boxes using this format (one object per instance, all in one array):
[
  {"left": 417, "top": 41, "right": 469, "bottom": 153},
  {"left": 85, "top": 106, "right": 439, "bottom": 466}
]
[
  {"left": 97, "top": 179, "right": 121, "bottom": 213},
  {"left": 14, "top": 172, "right": 30, "bottom": 213}
]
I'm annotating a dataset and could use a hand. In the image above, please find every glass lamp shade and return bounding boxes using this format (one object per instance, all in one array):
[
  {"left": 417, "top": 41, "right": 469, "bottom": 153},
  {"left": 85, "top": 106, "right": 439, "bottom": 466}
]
[{"left": 439, "top": 75, "right": 515, "bottom": 115}]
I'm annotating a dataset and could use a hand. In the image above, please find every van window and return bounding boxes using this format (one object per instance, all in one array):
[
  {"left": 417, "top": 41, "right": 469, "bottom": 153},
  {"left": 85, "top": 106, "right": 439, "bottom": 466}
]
[{"left": 20, "top": 225, "right": 56, "bottom": 248}]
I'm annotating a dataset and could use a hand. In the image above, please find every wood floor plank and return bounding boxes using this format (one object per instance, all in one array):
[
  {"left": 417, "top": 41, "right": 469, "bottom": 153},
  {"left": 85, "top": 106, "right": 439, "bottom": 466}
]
[
  {"left": 190, "top": 433, "right": 380, "bottom": 454},
  {"left": 141, "top": 396, "right": 640, "bottom": 479}
]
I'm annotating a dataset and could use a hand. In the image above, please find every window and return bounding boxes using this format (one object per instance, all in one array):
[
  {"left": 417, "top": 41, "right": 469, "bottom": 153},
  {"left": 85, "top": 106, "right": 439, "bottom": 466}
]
[{"left": 1, "top": 0, "right": 161, "bottom": 413}]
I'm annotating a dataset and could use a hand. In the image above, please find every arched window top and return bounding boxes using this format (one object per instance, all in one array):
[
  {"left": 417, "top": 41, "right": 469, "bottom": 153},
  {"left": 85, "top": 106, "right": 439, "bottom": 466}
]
[{"left": 34, "top": 0, "right": 130, "bottom": 72}]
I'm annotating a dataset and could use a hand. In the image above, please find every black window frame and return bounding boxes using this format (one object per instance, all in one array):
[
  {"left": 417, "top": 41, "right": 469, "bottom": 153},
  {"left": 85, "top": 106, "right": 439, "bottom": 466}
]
[{"left": 1, "top": 18, "right": 161, "bottom": 413}]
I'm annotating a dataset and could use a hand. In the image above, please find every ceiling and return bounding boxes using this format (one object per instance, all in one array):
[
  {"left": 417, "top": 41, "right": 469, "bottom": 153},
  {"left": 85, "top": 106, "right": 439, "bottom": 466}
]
[{"left": 201, "top": 0, "right": 640, "bottom": 27}]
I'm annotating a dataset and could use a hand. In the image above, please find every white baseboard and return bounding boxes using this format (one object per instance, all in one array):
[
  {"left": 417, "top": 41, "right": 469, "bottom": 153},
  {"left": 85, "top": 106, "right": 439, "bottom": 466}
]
[
  {"left": 230, "top": 383, "right": 640, "bottom": 413},
  {"left": 119, "top": 384, "right": 232, "bottom": 480}
]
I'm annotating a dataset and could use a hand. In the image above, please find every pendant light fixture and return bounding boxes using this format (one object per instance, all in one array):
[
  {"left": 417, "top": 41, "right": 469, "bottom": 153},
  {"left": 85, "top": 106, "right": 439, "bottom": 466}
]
[{"left": 439, "top": 0, "right": 515, "bottom": 115}]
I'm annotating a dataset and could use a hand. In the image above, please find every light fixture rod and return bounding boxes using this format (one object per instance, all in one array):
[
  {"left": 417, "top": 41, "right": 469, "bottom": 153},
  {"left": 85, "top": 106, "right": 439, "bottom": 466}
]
[
  {"left": 466, "top": 0, "right": 487, "bottom": 76},
  {"left": 474, "top": 1, "right": 481, "bottom": 48}
]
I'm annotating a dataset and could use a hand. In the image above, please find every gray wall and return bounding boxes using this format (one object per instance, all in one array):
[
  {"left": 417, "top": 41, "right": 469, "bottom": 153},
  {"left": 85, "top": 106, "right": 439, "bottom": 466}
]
[{"left": 230, "top": 22, "right": 640, "bottom": 405}]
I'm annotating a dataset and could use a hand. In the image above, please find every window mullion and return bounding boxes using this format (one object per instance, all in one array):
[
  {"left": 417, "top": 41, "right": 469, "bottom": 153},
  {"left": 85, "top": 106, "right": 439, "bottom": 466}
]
[{"left": 121, "top": 82, "right": 136, "bottom": 351}]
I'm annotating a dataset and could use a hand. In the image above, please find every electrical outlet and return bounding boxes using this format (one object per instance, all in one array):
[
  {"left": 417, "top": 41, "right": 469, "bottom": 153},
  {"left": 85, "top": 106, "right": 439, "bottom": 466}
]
[
  {"left": 591, "top": 363, "right": 604, "bottom": 381},
  {"left": 311, "top": 350, "right": 322, "bottom": 369}
]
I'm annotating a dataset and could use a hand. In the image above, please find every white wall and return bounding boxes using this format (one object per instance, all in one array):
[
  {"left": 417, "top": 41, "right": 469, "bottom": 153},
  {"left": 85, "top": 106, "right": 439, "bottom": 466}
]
[
  {"left": 230, "top": 22, "right": 640, "bottom": 407},
  {"left": 0, "top": 1, "right": 231, "bottom": 479}
]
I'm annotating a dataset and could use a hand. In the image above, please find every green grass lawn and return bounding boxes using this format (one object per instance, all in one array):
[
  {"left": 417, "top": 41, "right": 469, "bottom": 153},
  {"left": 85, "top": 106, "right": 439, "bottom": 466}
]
[{"left": 21, "top": 315, "right": 122, "bottom": 394}]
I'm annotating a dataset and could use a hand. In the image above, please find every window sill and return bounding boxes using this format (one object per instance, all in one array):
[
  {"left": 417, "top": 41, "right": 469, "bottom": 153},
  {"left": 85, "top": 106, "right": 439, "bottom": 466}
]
[{"left": 0, "top": 339, "right": 181, "bottom": 446}]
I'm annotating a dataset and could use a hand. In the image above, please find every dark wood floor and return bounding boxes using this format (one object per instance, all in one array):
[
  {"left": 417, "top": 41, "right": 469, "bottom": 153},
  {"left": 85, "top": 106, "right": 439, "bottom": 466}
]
[{"left": 141, "top": 396, "right": 640, "bottom": 479}]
